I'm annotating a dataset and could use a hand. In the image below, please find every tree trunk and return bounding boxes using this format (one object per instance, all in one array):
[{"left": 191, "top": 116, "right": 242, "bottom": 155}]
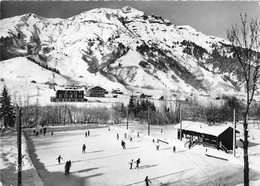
[{"left": 243, "top": 115, "right": 249, "bottom": 186}]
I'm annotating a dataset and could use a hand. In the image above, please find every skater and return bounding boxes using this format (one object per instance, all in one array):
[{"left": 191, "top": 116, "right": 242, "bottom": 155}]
[
  {"left": 129, "top": 137, "right": 133, "bottom": 142},
  {"left": 108, "top": 127, "right": 110, "bottom": 131},
  {"left": 129, "top": 159, "right": 134, "bottom": 169},
  {"left": 144, "top": 176, "right": 152, "bottom": 186},
  {"left": 51, "top": 131, "right": 54, "bottom": 135},
  {"left": 82, "top": 144, "right": 86, "bottom": 153},
  {"left": 40, "top": 128, "right": 42, "bottom": 134},
  {"left": 137, "top": 132, "right": 140, "bottom": 137},
  {"left": 88, "top": 130, "right": 90, "bottom": 136},
  {"left": 117, "top": 133, "right": 119, "bottom": 140},
  {"left": 121, "top": 140, "right": 126, "bottom": 149},
  {"left": 33, "top": 129, "right": 36, "bottom": 135},
  {"left": 161, "top": 129, "right": 163, "bottom": 133},
  {"left": 173, "top": 146, "right": 176, "bottom": 153},
  {"left": 85, "top": 131, "right": 88, "bottom": 137},
  {"left": 56, "top": 155, "right": 63, "bottom": 164},
  {"left": 43, "top": 127, "right": 47, "bottom": 135},
  {"left": 156, "top": 142, "right": 160, "bottom": 150},
  {"left": 35, "top": 131, "right": 39, "bottom": 136},
  {"left": 124, "top": 133, "right": 127, "bottom": 138},
  {"left": 67, "top": 160, "right": 71, "bottom": 173},
  {"left": 64, "top": 161, "right": 69, "bottom": 175},
  {"left": 135, "top": 158, "right": 140, "bottom": 168}
]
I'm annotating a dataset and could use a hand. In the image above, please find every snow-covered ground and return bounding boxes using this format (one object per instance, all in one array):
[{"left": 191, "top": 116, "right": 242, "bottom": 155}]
[
  {"left": 0, "top": 131, "right": 44, "bottom": 186},
  {"left": 1, "top": 122, "right": 260, "bottom": 186}
]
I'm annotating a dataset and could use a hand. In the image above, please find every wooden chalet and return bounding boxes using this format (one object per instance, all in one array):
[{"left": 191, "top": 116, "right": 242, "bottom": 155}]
[
  {"left": 89, "top": 86, "right": 106, "bottom": 97},
  {"left": 50, "top": 89, "right": 86, "bottom": 102},
  {"left": 175, "top": 121, "right": 239, "bottom": 152}
]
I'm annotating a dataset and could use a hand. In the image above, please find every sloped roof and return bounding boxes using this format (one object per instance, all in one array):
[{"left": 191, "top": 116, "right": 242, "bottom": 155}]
[
  {"left": 89, "top": 86, "right": 106, "bottom": 91},
  {"left": 174, "top": 121, "right": 238, "bottom": 137}
]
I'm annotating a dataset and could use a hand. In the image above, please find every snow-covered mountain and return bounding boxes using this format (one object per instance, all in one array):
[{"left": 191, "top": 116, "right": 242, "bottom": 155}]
[{"left": 1, "top": 6, "right": 256, "bottom": 105}]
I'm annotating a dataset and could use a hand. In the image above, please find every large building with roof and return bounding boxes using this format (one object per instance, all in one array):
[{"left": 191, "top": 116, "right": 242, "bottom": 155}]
[
  {"left": 88, "top": 86, "right": 107, "bottom": 97},
  {"left": 175, "top": 121, "right": 239, "bottom": 152},
  {"left": 50, "top": 87, "right": 86, "bottom": 102}
]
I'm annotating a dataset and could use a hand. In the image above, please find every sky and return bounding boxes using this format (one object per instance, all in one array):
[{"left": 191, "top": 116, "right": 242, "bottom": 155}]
[{"left": 1, "top": 1, "right": 259, "bottom": 39}]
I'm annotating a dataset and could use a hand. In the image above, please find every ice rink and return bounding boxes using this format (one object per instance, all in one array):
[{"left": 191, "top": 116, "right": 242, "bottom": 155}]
[{"left": 23, "top": 125, "right": 260, "bottom": 186}]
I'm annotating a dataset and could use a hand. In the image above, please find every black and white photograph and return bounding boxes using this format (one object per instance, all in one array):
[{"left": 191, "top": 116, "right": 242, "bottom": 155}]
[{"left": 0, "top": 0, "right": 260, "bottom": 185}]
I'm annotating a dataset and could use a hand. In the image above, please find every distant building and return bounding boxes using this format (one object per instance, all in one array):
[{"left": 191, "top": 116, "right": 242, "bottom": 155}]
[
  {"left": 89, "top": 86, "right": 106, "bottom": 97},
  {"left": 111, "top": 89, "right": 123, "bottom": 95},
  {"left": 140, "top": 93, "right": 152, "bottom": 99},
  {"left": 50, "top": 89, "right": 86, "bottom": 102}
]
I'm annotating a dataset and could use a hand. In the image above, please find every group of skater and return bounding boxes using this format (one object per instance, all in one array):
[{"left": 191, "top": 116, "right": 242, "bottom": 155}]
[
  {"left": 128, "top": 158, "right": 141, "bottom": 169},
  {"left": 83, "top": 130, "right": 91, "bottom": 152},
  {"left": 152, "top": 138, "right": 177, "bottom": 152},
  {"left": 33, "top": 126, "right": 54, "bottom": 136},
  {"left": 54, "top": 127, "right": 174, "bottom": 185},
  {"left": 54, "top": 130, "right": 92, "bottom": 175},
  {"left": 56, "top": 155, "right": 71, "bottom": 175},
  {"left": 85, "top": 130, "right": 90, "bottom": 137},
  {"left": 117, "top": 132, "right": 135, "bottom": 149}
]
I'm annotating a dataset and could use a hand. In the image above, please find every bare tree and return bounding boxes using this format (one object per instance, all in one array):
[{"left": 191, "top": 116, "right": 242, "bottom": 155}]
[{"left": 227, "top": 13, "right": 260, "bottom": 186}]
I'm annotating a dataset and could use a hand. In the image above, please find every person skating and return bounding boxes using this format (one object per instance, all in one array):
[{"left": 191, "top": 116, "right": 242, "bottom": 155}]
[
  {"left": 88, "top": 130, "right": 90, "bottom": 136},
  {"left": 64, "top": 161, "right": 69, "bottom": 175},
  {"left": 173, "top": 146, "right": 176, "bottom": 153},
  {"left": 43, "top": 127, "right": 47, "bottom": 135},
  {"left": 135, "top": 158, "right": 140, "bottom": 168},
  {"left": 85, "top": 131, "right": 88, "bottom": 137},
  {"left": 82, "top": 144, "right": 86, "bottom": 153},
  {"left": 117, "top": 133, "right": 119, "bottom": 140},
  {"left": 129, "top": 159, "right": 134, "bottom": 169},
  {"left": 67, "top": 160, "right": 71, "bottom": 174},
  {"left": 144, "top": 176, "right": 152, "bottom": 186},
  {"left": 35, "top": 131, "right": 39, "bottom": 136},
  {"left": 121, "top": 140, "right": 126, "bottom": 149},
  {"left": 156, "top": 142, "right": 160, "bottom": 150},
  {"left": 56, "top": 155, "right": 63, "bottom": 164}
]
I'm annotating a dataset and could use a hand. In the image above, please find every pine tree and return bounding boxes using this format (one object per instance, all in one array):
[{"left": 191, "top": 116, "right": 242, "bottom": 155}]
[
  {"left": 128, "top": 95, "right": 135, "bottom": 114},
  {"left": 120, "top": 103, "right": 126, "bottom": 118},
  {"left": 0, "top": 85, "right": 16, "bottom": 128},
  {"left": 135, "top": 100, "right": 141, "bottom": 117}
]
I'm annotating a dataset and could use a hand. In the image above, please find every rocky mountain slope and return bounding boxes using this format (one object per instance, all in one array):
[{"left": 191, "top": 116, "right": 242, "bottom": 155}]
[{"left": 0, "top": 6, "right": 255, "bottom": 102}]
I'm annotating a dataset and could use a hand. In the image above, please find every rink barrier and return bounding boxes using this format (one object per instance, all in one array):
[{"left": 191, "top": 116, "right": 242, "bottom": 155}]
[{"left": 205, "top": 153, "right": 228, "bottom": 161}]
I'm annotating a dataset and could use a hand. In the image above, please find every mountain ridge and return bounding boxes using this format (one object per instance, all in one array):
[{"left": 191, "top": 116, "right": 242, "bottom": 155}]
[{"left": 1, "top": 6, "right": 256, "bottom": 105}]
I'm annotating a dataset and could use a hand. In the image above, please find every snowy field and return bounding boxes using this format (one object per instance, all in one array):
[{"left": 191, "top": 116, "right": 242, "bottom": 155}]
[{"left": 1, "top": 123, "right": 260, "bottom": 186}]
